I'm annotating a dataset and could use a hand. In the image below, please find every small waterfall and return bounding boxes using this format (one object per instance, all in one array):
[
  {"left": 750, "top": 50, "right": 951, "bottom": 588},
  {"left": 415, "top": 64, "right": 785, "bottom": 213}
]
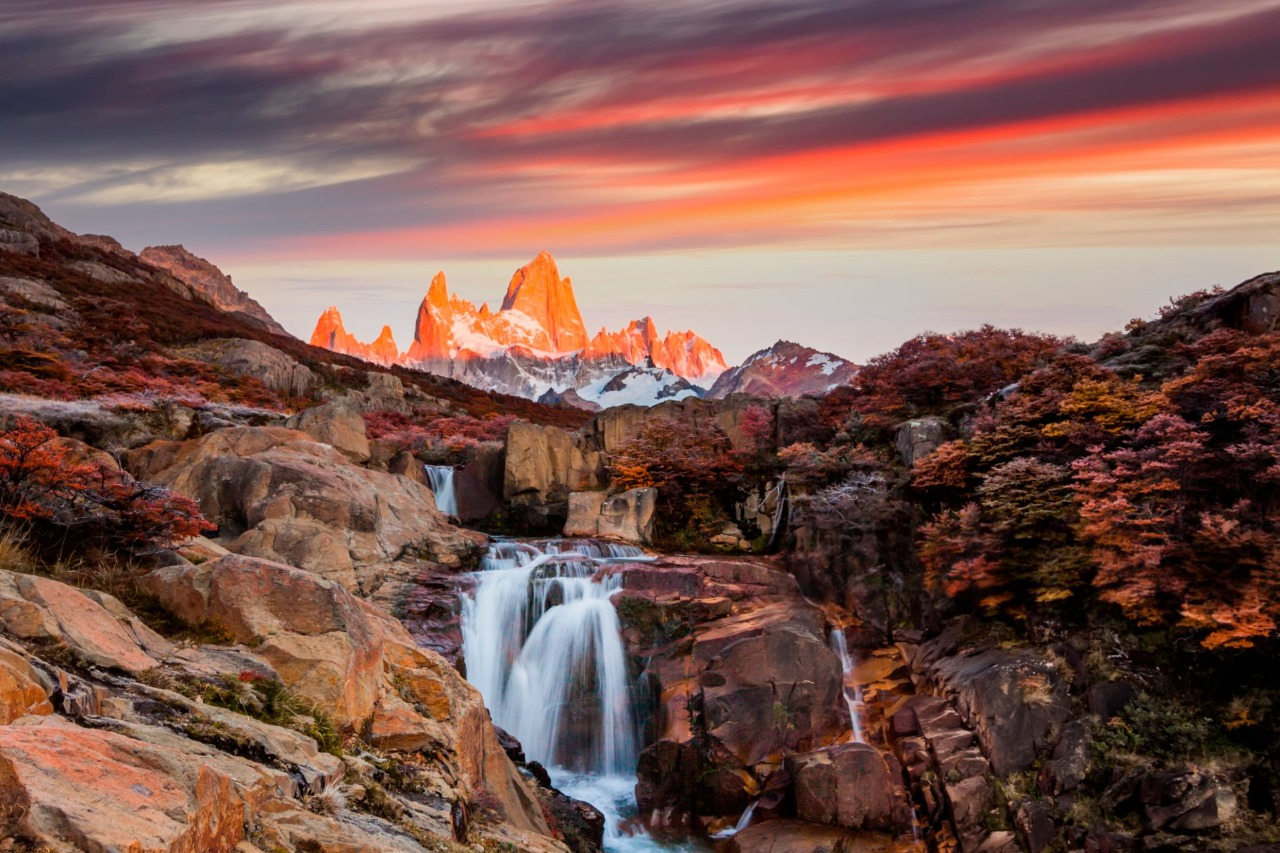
[
  {"left": 709, "top": 798, "right": 759, "bottom": 839},
  {"left": 828, "top": 627, "right": 866, "bottom": 743},
  {"left": 424, "top": 465, "right": 458, "bottom": 516},
  {"left": 463, "top": 539, "right": 675, "bottom": 850}
]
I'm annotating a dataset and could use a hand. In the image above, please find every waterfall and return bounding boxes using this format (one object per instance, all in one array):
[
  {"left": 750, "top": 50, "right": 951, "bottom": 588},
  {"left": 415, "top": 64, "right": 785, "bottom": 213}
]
[
  {"left": 709, "top": 798, "right": 759, "bottom": 839},
  {"left": 828, "top": 627, "right": 866, "bottom": 743},
  {"left": 463, "top": 539, "right": 680, "bottom": 851},
  {"left": 424, "top": 465, "right": 458, "bottom": 516}
]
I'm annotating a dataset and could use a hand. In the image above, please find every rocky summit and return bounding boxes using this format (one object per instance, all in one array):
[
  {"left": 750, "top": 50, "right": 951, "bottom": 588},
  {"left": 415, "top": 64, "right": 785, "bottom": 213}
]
[{"left": 311, "top": 251, "right": 732, "bottom": 402}]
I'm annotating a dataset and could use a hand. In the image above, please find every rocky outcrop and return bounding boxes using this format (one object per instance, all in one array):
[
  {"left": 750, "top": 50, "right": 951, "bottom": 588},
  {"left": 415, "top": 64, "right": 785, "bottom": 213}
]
[
  {"left": 138, "top": 553, "right": 555, "bottom": 840},
  {"left": 0, "top": 228, "right": 39, "bottom": 257},
  {"left": 182, "top": 337, "right": 319, "bottom": 398},
  {"left": 503, "top": 420, "right": 606, "bottom": 520},
  {"left": 124, "top": 426, "right": 484, "bottom": 592},
  {"left": 141, "top": 555, "right": 385, "bottom": 726},
  {"left": 915, "top": 645, "right": 1072, "bottom": 777},
  {"left": 895, "top": 415, "right": 950, "bottom": 466},
  {"left": 0, "top": 570, "right": 163, "bottom": 674},
  {"left": 139, "top": 244, "right": 289, "bottom": 336},
  {"left": 709, "top": 340, "right": 858, "bottom": 399},
  {"left": 563, "top": 488, "right": 657, "bottom": 544},
  {"left": 622, "top": 557, "right": 850, "bottom": 825}
]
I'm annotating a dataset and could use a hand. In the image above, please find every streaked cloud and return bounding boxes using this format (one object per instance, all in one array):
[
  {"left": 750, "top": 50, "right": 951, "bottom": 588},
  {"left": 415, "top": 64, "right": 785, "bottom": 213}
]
[{"left": 2, "top": 0, "right": 1278, "bottom": 359}]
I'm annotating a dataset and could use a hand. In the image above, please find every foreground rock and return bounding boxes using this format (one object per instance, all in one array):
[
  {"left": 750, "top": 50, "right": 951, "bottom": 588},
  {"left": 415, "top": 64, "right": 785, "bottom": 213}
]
[
  {"left": 620, "top": 556, "right": 851, "bottom": 826},
  {"left": 125, "top": 426, "right": 484, "bottom": 592},
  {"left": 140, "top": 553, "right": 552, "bottom": 839},
  {"left": 788, "top": 742, "right": 896, "bottom": 830}
]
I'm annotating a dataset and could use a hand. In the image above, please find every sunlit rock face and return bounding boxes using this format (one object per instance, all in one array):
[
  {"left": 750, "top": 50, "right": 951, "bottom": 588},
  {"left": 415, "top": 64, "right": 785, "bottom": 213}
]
[
  {"left": 309, "top": 306, "right": 402, "bottom": 366},
  {"left": 310, "top": 250, "right": 728, "bottom": 401}
]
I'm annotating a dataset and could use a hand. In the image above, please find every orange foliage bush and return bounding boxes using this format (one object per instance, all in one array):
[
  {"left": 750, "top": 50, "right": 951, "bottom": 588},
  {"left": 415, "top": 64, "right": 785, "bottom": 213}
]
[{"left": 0, "top": 418, "right": 213, "bottom": 550}]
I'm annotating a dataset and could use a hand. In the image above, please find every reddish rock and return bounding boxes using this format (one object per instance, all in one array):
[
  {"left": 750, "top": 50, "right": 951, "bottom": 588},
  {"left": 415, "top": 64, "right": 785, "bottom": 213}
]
[
  {"left": 0, "top": 721, "right": 254, "bottom": 853},
  {"left": 787, "top": 742, "right": 896, "bottom": 830}
]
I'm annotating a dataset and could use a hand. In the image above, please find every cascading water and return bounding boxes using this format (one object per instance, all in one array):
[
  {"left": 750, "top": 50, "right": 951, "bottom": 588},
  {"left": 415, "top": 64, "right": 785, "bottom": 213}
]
[
  {"left": 424, "top": 465, "right": 458, "bottom": 516},
  {"left": 462, "top": 539, "right": 699, "bottom": 852},
  {"left": 829, "top": 627, "right": 866, "bottom": 743}
]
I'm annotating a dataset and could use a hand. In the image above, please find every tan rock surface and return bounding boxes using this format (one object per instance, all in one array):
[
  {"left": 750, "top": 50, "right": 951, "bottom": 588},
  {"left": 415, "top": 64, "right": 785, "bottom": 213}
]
[{"left": 124, "top": 426, "right": 483, "bottom": 591}]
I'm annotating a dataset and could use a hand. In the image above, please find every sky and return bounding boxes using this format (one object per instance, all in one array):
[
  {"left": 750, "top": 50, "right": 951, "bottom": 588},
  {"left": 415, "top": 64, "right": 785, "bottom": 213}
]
[{"left": 3, "top": 0, "right": 1279, "bottom": 364}]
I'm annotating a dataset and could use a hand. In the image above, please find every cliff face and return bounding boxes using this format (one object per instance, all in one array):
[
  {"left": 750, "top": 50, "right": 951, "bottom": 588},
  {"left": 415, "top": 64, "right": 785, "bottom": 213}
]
[{"left": 139, "top": 244, "right": 290, "bottom": 336}]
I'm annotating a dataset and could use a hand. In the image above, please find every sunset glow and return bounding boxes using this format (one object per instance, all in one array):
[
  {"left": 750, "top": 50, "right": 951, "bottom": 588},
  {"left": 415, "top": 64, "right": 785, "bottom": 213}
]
[{"left": 4, "top": 0, "right": 1278, "bottom": 360}]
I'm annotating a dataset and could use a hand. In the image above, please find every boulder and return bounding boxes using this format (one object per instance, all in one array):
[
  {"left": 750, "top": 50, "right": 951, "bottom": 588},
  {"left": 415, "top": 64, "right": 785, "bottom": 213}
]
[
  {"left": 0, "top": 570, "right": 159, "bottom": 674},
  {"left": 182, "top": 338, "right": 318, "bottom": 398},
  {"left": 0, "top": 719, "right": 255, "bottom": 853},
  {"left": 503, "top": 420, "right": 605, "bottom": 506},
  {"left": 140, "top": 555, "right": 385, "bottom": 727},
  {"left": 284, "top": 401, "right": 371, "bottom": 463},
  {"left": 563, "top": 487, "right": 657, "bottom": 545},
  {"left": 1140, "top": 767, "right": 1239, "bottom": 832},
  {"left": 1039, "top": 718, "right": 1092, "bottom": 795},
  {"left": 124, "top": 426, "right": 483, "bottom": 592},
  {"left": 787, "top": 742, "right": 896, "bottom": 830},
  {"left": 895, "top": 416, "right": 950, "bottom": 466},
  {"left": 1015, "top": 798, "right": 1059, "bottom": 853}
]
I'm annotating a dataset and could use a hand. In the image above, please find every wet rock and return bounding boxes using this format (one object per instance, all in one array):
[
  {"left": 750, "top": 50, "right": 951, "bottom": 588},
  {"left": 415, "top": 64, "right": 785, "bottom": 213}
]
[
  {"left": 284, "top": 400, "right": 371, "bottom": 463},
  {"left": 787, "top": 742, "right": 896, "bottom": 830},
  {"left": 722, "top": 819, "right": 863, "bottom": 853}
]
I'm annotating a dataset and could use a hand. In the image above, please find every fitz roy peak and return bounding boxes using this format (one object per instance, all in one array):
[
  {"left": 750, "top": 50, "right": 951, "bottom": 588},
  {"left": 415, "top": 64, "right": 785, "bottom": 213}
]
[{"left": 311, "top": 251, "right": 730, "bottom": 402}]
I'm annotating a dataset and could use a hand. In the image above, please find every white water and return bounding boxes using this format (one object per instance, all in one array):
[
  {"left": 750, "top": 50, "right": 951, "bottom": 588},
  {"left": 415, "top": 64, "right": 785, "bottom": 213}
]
[
  {"left": 425, "top": 465, "right": 458, "bottom": 516},
  {"left": 829, "top": 627, "right": 866, "bottom": 743},
  {"left": 462, "top": 539, "right": 699, "bottom": 851},
  {"left": 709, "top": 798, "right": 759, "bottom": 839}
]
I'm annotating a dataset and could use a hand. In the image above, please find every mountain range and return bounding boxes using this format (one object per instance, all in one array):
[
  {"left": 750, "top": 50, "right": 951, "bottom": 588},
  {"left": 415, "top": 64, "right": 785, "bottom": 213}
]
[{"left": 310, "top": 251, "right": 858, "bottom": 405}]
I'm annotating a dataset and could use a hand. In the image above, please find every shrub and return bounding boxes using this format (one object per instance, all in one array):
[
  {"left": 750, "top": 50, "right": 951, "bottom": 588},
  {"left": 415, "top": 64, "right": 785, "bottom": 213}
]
[{"left": 0, "top": 418, "right": 213, "bottom": 551}]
